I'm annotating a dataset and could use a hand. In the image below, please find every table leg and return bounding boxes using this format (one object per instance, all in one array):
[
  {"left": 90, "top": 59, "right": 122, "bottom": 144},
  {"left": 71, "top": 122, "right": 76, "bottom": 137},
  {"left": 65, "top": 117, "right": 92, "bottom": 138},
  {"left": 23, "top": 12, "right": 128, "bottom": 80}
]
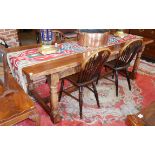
[
  {"left": 26, "top": 76, "right": 35, "bottom": 96},
  {"left": 130, "top": 44, "right": 145, "bottom": 79},
  {"left": 49, "top": 73, "right": 62, "bottom": 124}
]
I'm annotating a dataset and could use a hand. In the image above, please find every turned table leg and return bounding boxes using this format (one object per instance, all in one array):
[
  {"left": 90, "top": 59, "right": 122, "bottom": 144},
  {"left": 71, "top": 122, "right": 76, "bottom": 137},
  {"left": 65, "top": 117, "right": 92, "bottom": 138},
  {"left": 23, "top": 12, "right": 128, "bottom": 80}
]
[
  {"left": 49, "top": 73, "right": 62, "bottom": 124},
  {"left": 26, "top": 75, "right": 35, "bottom": 96},
  {"left": 130, "top": 44, "right": 145, "bottom": 79}
]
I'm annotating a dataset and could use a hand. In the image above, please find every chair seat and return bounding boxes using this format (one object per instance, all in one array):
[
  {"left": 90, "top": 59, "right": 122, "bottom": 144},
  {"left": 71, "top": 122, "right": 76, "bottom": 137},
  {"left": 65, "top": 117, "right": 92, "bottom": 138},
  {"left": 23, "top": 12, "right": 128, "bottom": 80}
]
[
  {"left": 65, "top": 73, "right": 79, "bottom": 85},
  {"left": 105, "top": 59, "right": 117, "bottom": 68},
  {"left": 66, "top": 73, "right": 97, "bottom": 87},
  {"left": 105, "top": 59, "right": 130, "bottom": 70}
]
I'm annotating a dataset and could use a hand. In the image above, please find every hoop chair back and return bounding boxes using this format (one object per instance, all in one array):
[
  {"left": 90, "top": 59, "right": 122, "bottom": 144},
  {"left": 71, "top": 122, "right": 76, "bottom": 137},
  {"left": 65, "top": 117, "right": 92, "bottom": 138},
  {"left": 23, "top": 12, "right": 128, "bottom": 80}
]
[
  {"left": 115, "top": 39, "right": 143, "bottom": 69},
  {"left": 78, "top": 48, "right": 111, "bottom": 84}
]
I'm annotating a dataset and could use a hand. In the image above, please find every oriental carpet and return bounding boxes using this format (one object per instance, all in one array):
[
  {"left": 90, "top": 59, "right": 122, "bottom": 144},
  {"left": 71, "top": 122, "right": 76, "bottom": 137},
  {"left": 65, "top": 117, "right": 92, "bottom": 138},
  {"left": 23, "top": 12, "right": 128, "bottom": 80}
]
[{"left": 17, "top": 59, "right": 155, "bottom": 126}]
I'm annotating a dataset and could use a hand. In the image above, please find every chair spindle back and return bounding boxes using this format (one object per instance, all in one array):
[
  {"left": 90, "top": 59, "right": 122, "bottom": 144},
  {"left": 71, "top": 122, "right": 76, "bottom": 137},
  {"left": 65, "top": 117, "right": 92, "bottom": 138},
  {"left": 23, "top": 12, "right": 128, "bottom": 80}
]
[
  {"left": 78, "top": 49, "right": 111, "bottom": 83},
  {"left": 115, "top": 39, "right": 143, "bottom": 68}
]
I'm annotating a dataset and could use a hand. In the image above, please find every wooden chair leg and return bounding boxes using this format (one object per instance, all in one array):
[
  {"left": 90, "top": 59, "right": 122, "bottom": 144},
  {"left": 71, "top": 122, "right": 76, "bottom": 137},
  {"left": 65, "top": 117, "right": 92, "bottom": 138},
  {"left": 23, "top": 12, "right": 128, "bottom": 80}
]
[
  {"left": 125, "top": 69, "right": 131, "bottom": 90},
  {"left": 115, "top": 70, "right": 119, "bottom": 96},
  {"left": 59, "top": 79, "right": 64, "bottom": 102},
  {"left": 92, "top": 82, "right": 100, "bottom": 108},
  {"left": 96, "top": 73, "right": 100, "bottom": 85},
  {"left": 79, "top": 87, "right": 83, "bottom": 119}
]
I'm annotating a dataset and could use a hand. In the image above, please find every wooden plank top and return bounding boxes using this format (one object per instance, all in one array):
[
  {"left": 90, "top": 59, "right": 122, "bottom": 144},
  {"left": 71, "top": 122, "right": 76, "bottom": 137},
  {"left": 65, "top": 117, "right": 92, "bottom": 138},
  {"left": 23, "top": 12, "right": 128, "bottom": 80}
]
[{"left": 23, "top": 52, "right": 83, "bottom": 79}]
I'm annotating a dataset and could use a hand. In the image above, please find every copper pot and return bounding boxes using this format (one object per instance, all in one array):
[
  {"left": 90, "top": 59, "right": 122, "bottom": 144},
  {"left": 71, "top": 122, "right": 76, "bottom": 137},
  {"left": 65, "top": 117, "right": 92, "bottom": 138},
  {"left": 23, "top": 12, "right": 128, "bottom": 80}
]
[{"left": 78, "top": 31, "right": 109, "bottom": 47}]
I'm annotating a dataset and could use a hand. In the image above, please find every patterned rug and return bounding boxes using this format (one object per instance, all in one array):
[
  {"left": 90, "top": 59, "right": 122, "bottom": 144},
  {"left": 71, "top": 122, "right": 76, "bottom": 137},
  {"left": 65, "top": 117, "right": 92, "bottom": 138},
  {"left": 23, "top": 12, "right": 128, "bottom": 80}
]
[{"left": 18, "top": 59, "right": 155, "bottom": 126}]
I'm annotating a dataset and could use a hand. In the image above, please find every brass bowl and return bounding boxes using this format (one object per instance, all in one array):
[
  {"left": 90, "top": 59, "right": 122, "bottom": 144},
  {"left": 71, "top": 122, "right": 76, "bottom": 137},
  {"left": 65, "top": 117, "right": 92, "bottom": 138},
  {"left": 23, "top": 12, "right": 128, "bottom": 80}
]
[{"left": 78, "top": 31, "right": 109, "bottom": 47}]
